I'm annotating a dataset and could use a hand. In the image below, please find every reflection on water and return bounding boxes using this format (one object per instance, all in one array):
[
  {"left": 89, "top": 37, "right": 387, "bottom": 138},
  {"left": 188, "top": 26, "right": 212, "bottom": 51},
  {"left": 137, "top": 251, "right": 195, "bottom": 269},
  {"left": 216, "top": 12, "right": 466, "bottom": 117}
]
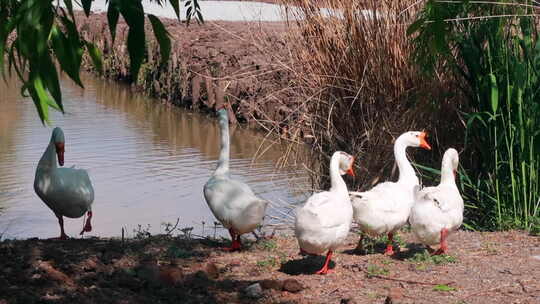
[{"left": 0, "top": 75, "right": 309, "bottom": 239}]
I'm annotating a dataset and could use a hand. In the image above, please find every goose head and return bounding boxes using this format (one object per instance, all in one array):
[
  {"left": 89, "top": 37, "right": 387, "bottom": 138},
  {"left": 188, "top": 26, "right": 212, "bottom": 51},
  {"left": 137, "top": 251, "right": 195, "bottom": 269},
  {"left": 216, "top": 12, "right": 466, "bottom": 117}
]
[
  {"left": 397, "top": 131, "right": 431, "bottom": 150},
  {"left": 217, "top": 108, "right": 228, "bottom": 121},
  {"left": 51, "top": 127, "right": 65, "bottom": 166},
  {"left": 335, "top": 151, "right": 355, "bottom": 177},
  {"left": 442, "top": 148, "right": 459, "bottom": 179}
]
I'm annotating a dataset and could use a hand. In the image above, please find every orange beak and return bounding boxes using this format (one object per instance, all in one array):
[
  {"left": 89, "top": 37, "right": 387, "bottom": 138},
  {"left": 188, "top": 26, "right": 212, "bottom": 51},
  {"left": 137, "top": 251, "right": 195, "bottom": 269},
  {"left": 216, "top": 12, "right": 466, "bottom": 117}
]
[
  {"left": 346, "top": 157, "right": 355, "bottom": 177},
  {"left": 419, "top": 132, "right": 431, "bottom": 150},
  {"left": 55, "top": 142, "right": 65, "bottom": 166}
]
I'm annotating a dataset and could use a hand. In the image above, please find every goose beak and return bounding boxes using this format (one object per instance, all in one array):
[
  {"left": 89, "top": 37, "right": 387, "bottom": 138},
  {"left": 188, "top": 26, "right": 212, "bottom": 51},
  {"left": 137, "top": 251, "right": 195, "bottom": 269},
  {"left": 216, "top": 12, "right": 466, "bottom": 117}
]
[
  {"left": 346, "top": 157, "right": 355, "bottom": 177},
  {"left": 419, "top": 132, "right": 431, "bottom": 150},
  {"left": 55, "top": 142, "right": 65, "bottom": 166}
]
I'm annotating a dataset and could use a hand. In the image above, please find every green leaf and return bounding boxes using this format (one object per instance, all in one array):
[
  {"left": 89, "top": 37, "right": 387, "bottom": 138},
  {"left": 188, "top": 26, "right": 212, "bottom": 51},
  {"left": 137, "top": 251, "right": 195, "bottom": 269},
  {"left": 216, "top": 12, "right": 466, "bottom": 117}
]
[
  {"left": 50, "top": 23, "right": 83, "bottom": 87},
  {"left": 407, "top": 19, "right": 423, "bottom": 36},
  {"left": 82, "top": 0, "right": 92, "bottom": 17},
  {"left": 39, "top": 53, "right": 64, "bottom": 113},
  {"left": 433, "top": 284, "right": 456, "bottom": 292},
  {"left": 29, "top": 76, "right": 52, "bottom": 124},
  {"left": 107, "top": 0, "right": 119, "bottom": 43},
  {"left": 186, "top": 6, "right": 192, "bottom": 25},
  {"left": 62, "top": 0, "right": 75, "bottom": 20},
  {"left": 169, "top": 0, "right": 180, "bottom": 20},
  {"left": 86, "top": 41, "right": 103, "bottom": 74},
  {"left": 196, "top": 10, "right": 203, "bottom": 24},
  {"left": 148, "top": 14, "right": 171, "bottom": 66},
  {"left": 489, "top": 73, "right": 498, "bottom": 113},
  {"left": 120, "top": 0, "right": 146, "bottom": 80}
]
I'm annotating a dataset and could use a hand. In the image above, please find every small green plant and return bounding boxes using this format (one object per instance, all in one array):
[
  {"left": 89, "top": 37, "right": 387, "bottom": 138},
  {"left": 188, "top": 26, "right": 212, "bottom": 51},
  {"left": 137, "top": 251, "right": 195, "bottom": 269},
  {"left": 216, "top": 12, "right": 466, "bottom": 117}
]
[
  {"left": 365, "top": 264, "right": 389, "bottom": 278},
  {"left": 528, "top": 217, "right": 540, "bottom": 236},
  {"left": 356, "top": 233, "right": 407, "bottom": 254},
  {"left": 433, "top": 284, "right": 456, "bottom": 292},
  {"left": 408, "top": 250, "right": 457, "bottom": 265},
  {"left": 256, "top": 256, "right": 278, "bottom": 268},
  {"left": 166, "top": 245, "right": 194, "bottom": 259},
  {"left": 257, "top": 239, "right": 278, "bottom": 251},
  {"left": 482, "top": 242, "right": 498, "bottom": 255},
  {"left": 409, "top": 0, "right": 540, "bottom": 231}
]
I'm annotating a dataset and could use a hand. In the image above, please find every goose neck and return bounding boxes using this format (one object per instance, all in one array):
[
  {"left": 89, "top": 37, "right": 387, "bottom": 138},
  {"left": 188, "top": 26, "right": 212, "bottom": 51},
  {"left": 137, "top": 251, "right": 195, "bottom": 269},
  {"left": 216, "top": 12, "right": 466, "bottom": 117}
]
[
  {"left": 37, "top": 141, "right": 57, "bottom": 171},
  {"left": 394, "top": 139, "right": 419, "bottom": 186},
  {"left": 329, "top": 155, "right": 347, "bottom": 194},
  {"left": 439, "top": 159, "right": 457, "bottom": 187},
  {"left": 214, "top": 111, "right": 230, "bottom": 176}
]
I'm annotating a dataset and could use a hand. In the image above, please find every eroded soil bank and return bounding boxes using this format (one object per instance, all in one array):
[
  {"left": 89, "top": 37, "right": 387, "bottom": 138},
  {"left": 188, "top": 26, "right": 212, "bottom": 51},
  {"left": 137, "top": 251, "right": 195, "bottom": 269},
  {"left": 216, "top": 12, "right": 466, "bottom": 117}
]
[
  {"left": 78, "top": 12, "right": 308, "bottom": 140},
  {"left": 1, "top": 230, "right": 539, "bottom": 303}
]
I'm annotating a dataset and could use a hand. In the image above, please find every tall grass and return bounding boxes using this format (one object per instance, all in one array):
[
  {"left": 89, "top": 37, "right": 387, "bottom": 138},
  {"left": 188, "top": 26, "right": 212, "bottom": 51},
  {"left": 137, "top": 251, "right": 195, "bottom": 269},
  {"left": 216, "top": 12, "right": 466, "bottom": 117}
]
[
  {"left": 410, "top": 0, "right": 540, "bottom": 230},
  {"left": 281, "top": 0, "right": 450, "bottom": 190}
]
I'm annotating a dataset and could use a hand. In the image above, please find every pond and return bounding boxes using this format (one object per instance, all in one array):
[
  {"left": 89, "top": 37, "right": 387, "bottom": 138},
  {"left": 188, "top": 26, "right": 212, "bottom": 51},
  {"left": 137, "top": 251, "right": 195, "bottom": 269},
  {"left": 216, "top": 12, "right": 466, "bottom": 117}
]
[{"left": 0, "top": 75, "right": 310, "bottom": 239}]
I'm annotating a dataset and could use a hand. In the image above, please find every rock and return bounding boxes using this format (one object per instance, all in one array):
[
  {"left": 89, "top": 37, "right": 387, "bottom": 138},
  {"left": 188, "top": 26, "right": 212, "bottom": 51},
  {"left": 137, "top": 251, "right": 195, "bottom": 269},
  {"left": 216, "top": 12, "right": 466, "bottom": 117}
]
[
  {"left": 135, "top": 258, "right": 160, "bottom": 284},
  {"left": 385, "top": 287, "right": 405, "bottom": 304},
  {"left": 37, "top": 261, "right": 76, "bottom": 288},
  {"left": 81, "top": 256, "right": 100, "bottom": 272},
  {"left": 340, "top": 298, "right": 357, "bottom": 304},
  {"left": 158, "top": 266, "right": 184, "bottom": 287},
  {"left": 115, "top": 271, "right": 142, "bottom": 290},
  {"left": 244, "top": 283, "right": 263, "bottom": 299},
  {"left": 282, "top": 279, "right": 303, "bottom": 293},
  {"left": 205, "top": 262, "right": 219, "bottom": 279},
  {"left": 260, "top": 279, "right": 284, "bottom": 290}
]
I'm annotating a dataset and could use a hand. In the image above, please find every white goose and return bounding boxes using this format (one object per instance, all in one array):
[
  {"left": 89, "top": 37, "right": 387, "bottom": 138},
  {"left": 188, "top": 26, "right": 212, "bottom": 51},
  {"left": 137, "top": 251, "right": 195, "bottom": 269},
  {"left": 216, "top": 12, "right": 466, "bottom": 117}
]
[
  {"left": 350, "top": 131, "right": 431, "bottom": 255},
  {"left": 203, "top": 108, "right": 269, "bottom": 251},
  {"left": 410, "top": 148, "right": 463, "bottom": 255},
  {"left": 34, "top": 127, "right": 94, "bottom": 239},
  {"left": 295, "top": 151, "right": 355, "bottom": 274}
]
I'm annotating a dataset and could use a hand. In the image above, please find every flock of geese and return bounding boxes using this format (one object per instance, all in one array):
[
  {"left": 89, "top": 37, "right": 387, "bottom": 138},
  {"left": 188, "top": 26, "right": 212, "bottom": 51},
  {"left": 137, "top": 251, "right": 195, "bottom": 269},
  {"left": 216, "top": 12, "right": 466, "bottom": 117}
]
[{"left": 33, "top": 107, "right": 463, "bottom": 275}]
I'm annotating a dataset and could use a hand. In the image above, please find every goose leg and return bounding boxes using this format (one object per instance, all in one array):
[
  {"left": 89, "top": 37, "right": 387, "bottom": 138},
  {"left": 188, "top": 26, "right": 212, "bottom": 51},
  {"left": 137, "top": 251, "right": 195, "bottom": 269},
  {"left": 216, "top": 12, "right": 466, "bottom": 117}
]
[
  {"left": 355, "top": 234, "right": 364, "bottom": 252},
  {"left": 55, "top": 215, "right": 68, "bottom": 240},
  {"left": 80, "top": 211, "right": 93, "bottom": 235},
  {"left": 432, "top": 228, "right": 449, "bottom": 255},
  {"left": 222, "top": 229, "right": 241, "bottom": 251},
  {"left": 384, "top": 233, "right": 394, "bottom": 255},
  {"left": 315, "top": 250, "right": 333, "bottom": 275}
]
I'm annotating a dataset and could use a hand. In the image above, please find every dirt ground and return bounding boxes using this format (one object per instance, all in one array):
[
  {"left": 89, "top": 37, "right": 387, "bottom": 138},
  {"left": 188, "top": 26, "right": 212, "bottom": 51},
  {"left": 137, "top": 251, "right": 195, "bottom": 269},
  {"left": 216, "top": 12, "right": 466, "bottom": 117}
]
[{"left": 1, "top": 230, "right": 538, "bottom": 304}]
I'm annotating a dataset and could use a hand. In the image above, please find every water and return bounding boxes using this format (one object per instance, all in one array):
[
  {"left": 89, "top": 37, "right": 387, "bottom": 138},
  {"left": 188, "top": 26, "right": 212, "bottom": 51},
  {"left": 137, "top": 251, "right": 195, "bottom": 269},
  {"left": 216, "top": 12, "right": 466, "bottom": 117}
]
[
  {"left": 81, "top": 0, "right": 290, "bottom": 22},
  {"left": 75, "top": 1, "right": 383, "bottom": 22},
  {"left": 0, "top": 75, "right": 309, "bottom": 240}
]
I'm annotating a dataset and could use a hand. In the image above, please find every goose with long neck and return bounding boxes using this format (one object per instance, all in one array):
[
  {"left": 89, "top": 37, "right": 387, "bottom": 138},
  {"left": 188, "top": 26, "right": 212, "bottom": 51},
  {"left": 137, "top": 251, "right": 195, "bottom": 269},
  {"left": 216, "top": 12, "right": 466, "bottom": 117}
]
[
  {"left": 410, "top": 148, "right": 463, "bottom": 255},
  {"left": 203, "top": 108, "right": 269, "bottom": 251},
  {"left": 295, "top": 151, "right": 355, "bottom": 274},
  {"left": 34, "top": 127, "right": 94, "bottom": 239},
  {"left": 350, "top": 131, "right": 431, "bottom": 255}
]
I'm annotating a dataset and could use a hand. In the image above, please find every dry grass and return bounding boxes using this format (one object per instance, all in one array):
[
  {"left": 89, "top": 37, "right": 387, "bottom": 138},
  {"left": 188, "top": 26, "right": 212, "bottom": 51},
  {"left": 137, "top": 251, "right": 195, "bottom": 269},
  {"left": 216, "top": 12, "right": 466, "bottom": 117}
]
[{"left": 279, "top": 0, "right": 465, "bottom": 190}]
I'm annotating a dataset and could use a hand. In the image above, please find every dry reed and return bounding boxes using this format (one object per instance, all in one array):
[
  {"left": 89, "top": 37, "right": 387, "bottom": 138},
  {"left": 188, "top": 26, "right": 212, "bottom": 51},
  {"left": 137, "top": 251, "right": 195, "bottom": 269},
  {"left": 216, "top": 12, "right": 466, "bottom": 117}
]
[{"left": 279, "top": 0, "right": 464, "bottom": 190}]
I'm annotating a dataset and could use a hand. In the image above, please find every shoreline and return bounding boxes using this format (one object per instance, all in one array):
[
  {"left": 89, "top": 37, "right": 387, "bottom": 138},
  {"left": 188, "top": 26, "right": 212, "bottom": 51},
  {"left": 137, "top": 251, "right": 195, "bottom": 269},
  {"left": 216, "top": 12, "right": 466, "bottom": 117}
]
[{"left": 1, "top": 230, "right": 538, "bottom": 303}]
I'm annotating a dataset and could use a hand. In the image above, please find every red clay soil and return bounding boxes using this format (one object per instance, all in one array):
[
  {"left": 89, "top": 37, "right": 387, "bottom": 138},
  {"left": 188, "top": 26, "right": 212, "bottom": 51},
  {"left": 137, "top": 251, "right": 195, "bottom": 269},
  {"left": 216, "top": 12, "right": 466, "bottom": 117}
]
[{"left": 1, "top": 230, "right": 538, "bottom": 303}]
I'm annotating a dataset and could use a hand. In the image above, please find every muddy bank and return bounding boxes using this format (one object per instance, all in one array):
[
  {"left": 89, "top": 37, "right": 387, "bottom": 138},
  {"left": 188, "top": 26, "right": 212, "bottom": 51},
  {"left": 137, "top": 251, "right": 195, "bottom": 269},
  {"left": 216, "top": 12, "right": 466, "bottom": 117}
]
[
  {"left": 77, "top": 12, "right": 308, "bottom": 141},
  {"left": 1, "top": 230, "right": 538, "bottom": 303}
]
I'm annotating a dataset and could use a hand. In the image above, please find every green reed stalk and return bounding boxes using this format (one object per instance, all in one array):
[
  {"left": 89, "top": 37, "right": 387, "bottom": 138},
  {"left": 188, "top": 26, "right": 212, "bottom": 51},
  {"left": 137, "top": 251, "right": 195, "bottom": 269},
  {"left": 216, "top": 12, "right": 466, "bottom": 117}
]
[{"left": 410, "top": 0, "right": 540, "bottom": 230}]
